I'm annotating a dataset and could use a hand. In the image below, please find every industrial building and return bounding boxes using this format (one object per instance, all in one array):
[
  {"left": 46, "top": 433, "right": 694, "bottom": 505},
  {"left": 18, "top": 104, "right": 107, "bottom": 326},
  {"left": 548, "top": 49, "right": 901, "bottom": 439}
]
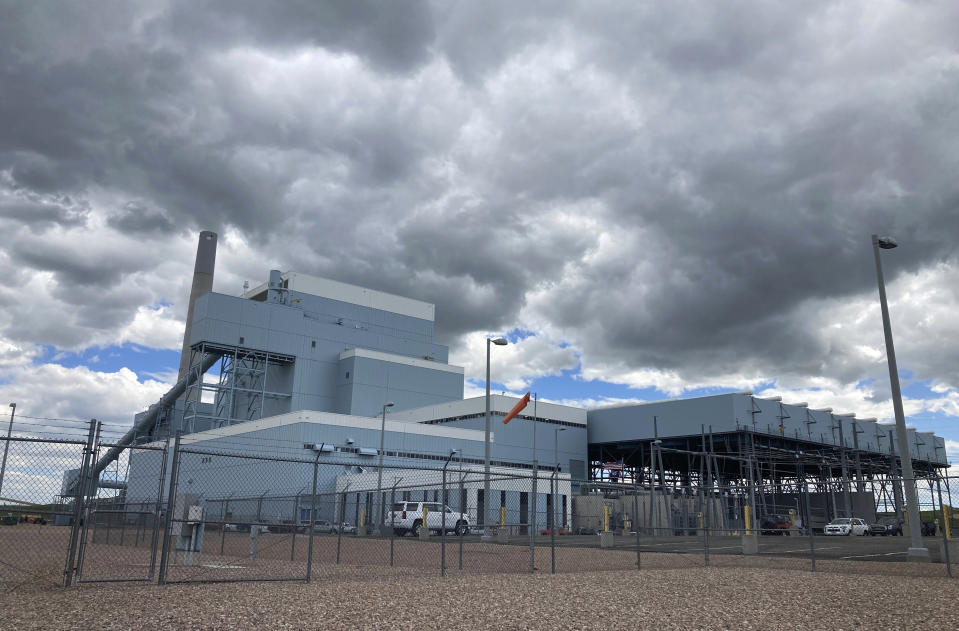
[{"left": 95, "top": 232, "right": 949, "bottom": 535}]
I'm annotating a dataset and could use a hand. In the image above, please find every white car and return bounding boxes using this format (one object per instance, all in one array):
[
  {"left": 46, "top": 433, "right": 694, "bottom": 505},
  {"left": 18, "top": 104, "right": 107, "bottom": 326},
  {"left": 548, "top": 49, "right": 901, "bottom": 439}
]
[
  {"left": 386, "top": 501, "right": 470, "bottom": 537},
  {"left": 824, "top": 518, "right": 869, "bottom": 536},
  {"left": 332, "top": 521, "right": 356, "bottom": 534}
]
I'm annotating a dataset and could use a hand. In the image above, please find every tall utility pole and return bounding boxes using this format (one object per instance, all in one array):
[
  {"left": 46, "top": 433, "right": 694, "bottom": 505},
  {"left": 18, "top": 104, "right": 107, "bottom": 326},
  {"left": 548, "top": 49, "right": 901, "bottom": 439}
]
[
  {"left": 484, "top": 336, "right": 507, "bottom": 534},
  {"left": 375, "top": 401, "right": 394, "bottom": 531},
  {"left": 871, "top": 234, "right": 928, "bottom": 561}
]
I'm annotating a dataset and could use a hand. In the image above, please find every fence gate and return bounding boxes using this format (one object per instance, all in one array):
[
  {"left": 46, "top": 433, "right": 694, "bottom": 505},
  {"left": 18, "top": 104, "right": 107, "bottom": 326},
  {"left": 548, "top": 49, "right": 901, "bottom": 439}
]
[{"left": 74, "top": 443, "right": 168, "bottom": 583}]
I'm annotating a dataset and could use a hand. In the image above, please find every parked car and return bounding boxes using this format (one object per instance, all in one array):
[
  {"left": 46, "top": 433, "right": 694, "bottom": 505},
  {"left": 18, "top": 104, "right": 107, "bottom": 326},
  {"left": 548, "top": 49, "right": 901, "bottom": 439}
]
[
  {"left": 386, "top": 502, "right": 470, "bottom": 536},
  {"left": 824, "top": 518, "right": 869, "bottom": 536},
  {"left": 868, "top": 516, "right": 903, "bottom": 536},
  {"left": 332, "top": 521, "right": 357, "bottom": 535},
  {"left": 312, "top": 519, "right": 334, "bottom": 533},
  {"left": 759, "top": 513, "right": 794, "bottom": 536}
]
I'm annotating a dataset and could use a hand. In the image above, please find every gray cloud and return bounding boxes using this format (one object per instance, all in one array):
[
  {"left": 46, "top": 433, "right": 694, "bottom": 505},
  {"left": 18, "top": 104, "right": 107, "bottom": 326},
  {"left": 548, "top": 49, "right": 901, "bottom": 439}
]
[{"left": 0, "top": 0, "right": 957, "bottom": 400}]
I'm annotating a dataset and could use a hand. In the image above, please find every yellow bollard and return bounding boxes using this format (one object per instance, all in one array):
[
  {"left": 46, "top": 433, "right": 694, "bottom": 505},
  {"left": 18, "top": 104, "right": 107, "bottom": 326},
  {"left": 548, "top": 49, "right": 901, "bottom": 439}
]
[
  {"left": 744, "top": 505, "right": 752, "bottom": 535},
  {"left": 360, "top": 508, "right": 365, "bottom": 531},
  {"left": 500, "top": 505, "right": 506, "bottom": 527},
  {"left": 945, "top": 505, "right": 952, "bottom": 540},
  {"left": 423, "top": 504, "right": 428, "bottom": 530},
  {"left": 603, "top": 505, "right": 610, "bottom": 532},
  {"left": 698, "top": 512, "right": 704, "bottom": 530}
]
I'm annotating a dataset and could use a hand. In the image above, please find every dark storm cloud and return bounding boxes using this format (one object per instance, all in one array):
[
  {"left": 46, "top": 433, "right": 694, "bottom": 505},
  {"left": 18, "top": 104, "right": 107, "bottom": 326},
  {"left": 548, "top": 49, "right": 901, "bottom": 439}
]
[
  {"left": 161, "top": 0, "right": 435, "bottom": 74},
  {"left": 0, "top": 197, "right": 88, "bottom": 232},
  {"left": 108, "top": 202, "right": 176, "bottom": 235},
  {"left": 0, "top": 0, "right": 957, "bottom": 396}
]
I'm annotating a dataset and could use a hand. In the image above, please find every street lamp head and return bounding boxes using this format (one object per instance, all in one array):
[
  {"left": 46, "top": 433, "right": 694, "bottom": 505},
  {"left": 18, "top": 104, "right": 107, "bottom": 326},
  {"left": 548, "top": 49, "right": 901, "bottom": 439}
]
[
  {"left": 384, "top": 402, "right": 394, "bottom": 408},
  {"left": 489, "top": 337, "right": 508, "bottom": 346},
  {"left": 876, "top": 236, "right": 898, "bottom": 249},
  {"left": 558, "top": 427, "right": 566, "bottom": 433},
  {"left": 8, "top": 403, "right": 14, "bottom": 408}
]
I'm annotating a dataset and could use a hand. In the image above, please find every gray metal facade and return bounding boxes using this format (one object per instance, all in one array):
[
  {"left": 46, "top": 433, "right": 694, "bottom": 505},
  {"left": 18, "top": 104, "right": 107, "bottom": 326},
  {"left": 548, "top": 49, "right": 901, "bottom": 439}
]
[{"left": 588, "top": 392, "right": 948, "bottom": 466}]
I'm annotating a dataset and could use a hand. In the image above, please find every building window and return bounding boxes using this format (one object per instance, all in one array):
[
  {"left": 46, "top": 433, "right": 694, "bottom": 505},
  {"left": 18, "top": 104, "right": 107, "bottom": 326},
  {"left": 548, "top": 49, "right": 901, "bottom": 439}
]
[
  {"left": 345, "top": 371, "right": 350, "bottom": 379},
  {"left": 239, "top": 336, "right": 245, "bottom": 345},
  {"left": 311, "top": 340, "right": 316, "bottom": 348}
]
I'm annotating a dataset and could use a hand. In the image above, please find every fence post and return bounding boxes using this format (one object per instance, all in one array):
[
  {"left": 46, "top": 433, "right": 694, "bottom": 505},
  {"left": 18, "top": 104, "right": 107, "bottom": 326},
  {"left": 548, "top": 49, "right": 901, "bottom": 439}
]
[
  {"left": 390, "top": 479, "right": 399, "bottom": 567},
  {"left": 551, "top": 470, "right": 557, "bottom": 574},
  {"left": 526, "top": 472, "right": 536, "bottom": 574},
  {"left": 530, "top": 465, "right": 537, "bottom": 574},
  {"left": 336, "top": 484, "right": 349, "bottom": 565},
  {"left": 442, "top": 464, "right": 448, "bottom": 577},
  {"left": 157, "top": 431, "right": 182, "bottom": 585},
  {"left": 64, "top": 419, "right": 98, "bottom": 587},
  {"left": 291, "top": 492, "right": 301, "bottom": 562},
  {"left": 306, "top": 454, "right": 319, "bottom": 582},
  {"left": 703, "top": 483, "right": 710, "bottom": 568},
  {"left": 458, "top": 470, "right": 465, "bottom": 570},
  {"left": 148, "top": 440, "right": 171, "bottom": 580},
  {"left": 935, "top": 475, "right": 952, "bottom": 578},
  {"left": 220, "top": 494, "right": 231, "bottom": 556},
  {"left": 74, "top": 422, "right": 102, "bottom": 582},
  {"left": 800, "top": 462, "right": 815, "bottom": 572},
  {"left": 634, "top": 480, "right": 641, "bottom": 570}
]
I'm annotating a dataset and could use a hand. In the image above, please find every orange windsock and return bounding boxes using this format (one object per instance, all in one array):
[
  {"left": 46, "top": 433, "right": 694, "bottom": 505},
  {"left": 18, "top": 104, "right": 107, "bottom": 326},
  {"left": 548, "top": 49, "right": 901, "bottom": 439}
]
[{"left": 502, "top": 392, "right": 531, "bottom": 424}]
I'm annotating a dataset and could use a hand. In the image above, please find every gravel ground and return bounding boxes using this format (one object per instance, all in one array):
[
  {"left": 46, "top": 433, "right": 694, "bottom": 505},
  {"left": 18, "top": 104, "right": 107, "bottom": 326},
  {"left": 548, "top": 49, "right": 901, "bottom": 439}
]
[
  {"left": 3, "top": 525, "right": 957, "bottom": 629},
  {"left": 3, "top": 564, "right": 958, "bottom": 630}
]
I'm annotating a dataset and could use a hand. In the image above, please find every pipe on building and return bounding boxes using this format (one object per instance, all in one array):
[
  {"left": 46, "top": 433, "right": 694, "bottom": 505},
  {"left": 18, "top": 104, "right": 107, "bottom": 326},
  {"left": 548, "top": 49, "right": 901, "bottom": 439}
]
[{"left": 90, "top": 351, "right": 221, "bottom": 482}]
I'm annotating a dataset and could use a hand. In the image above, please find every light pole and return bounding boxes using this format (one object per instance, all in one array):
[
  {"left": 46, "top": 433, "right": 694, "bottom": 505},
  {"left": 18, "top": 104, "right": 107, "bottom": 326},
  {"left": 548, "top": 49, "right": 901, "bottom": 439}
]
[
  {"left": 375, "top": 401, "right": 394, "bottom": 532},
  {"left": 554, "top": 427, "right": 565, "bottom": 530},
  {"left": 0, "top": 403, "right": 15, "bottom": 499},
  {"left": 871, "top": 234, "right": 928, "bottom": 560},
  {"left": 484, "top": 336, "right": 508, "bottom": 533},
  {"left": 531, "top": 393, "right": 538, "bottom": 541}
]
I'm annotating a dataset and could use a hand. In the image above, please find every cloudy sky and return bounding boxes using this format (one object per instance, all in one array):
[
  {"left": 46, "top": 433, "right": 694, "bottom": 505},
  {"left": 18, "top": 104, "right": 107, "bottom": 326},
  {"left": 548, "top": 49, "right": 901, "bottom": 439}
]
[{"left": 1, "top": 1, "right": 957, "bottom": 462}]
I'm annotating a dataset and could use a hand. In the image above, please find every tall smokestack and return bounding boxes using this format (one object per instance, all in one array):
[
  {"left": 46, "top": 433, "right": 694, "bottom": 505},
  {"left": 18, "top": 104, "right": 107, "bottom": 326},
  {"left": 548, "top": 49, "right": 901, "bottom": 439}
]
[{"left": 178, "top": 231, "right": 217, "bottom": 382}]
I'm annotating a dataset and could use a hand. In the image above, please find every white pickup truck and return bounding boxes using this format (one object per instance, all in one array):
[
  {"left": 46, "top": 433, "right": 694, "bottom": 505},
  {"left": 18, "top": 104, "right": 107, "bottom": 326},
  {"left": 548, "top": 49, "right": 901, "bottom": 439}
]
[{"left": 387, "top": 501, "right": 470, "bottom": 537}]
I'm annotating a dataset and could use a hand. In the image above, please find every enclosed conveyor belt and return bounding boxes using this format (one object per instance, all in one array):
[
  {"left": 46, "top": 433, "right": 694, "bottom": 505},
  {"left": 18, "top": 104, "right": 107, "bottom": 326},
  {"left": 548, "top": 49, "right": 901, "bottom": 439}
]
[{"left": 89, "top": 351, "right": 221, "bottom": 482}]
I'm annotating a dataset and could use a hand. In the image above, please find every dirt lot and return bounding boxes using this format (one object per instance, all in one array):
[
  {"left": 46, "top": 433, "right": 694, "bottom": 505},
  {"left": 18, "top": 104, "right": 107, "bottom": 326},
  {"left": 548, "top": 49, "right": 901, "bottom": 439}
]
[{"left": 3, "top": 564, "right": 958, "bottom": 630}]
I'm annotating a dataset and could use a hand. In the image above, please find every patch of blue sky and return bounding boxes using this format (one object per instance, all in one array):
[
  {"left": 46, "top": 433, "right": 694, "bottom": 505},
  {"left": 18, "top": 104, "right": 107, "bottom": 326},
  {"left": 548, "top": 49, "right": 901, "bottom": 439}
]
[
  {"left": 481, "top": 368, "right": 757, "bottom": 406},
  {"left": 502, "top": 328, "right": 536, "bottom": 342},
  {"left": 905, "top": 409, "right": 959, "bottom": 435},
  {"left": 36, "top": 344, "right": 180, "bottom": 383},
  {"left": 901, "top": 378, "right": 939, "bottom": 400}
]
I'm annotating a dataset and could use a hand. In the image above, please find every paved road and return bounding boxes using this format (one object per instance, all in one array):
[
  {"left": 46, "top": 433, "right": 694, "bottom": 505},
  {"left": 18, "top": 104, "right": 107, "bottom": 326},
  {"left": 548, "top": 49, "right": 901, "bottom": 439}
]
[
  {"left": 550, "top": 533, "right": 952, "bottom": 563},
  {"left": 361, "top": 529, "right": 953, "bottom": 563}
]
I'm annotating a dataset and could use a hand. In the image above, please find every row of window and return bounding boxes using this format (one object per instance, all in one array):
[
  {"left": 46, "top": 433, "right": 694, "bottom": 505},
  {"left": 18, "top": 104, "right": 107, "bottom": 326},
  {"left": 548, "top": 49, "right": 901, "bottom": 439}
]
[
  {"left": 308, "top": 444, "right": 561, "bottom": 472},
  {"left": 421, "top": 412, "right": 583, "bottom": 430}
]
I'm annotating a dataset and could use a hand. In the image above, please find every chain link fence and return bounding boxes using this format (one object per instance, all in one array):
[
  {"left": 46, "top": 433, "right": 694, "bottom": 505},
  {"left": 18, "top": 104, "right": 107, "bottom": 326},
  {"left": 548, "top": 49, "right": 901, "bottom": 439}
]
[{"left": 1, "top": 426, "right": 956, "bottom": 589}]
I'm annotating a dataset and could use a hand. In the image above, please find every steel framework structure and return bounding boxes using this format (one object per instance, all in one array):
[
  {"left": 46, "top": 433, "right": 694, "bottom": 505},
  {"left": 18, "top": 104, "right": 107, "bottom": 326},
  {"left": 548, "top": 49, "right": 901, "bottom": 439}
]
[
  {"left": 588, "top": 422, "right": 950, "bottom": 533},
  {"left": 182, "top": 342, "right": 295, "bottom": 433}
]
